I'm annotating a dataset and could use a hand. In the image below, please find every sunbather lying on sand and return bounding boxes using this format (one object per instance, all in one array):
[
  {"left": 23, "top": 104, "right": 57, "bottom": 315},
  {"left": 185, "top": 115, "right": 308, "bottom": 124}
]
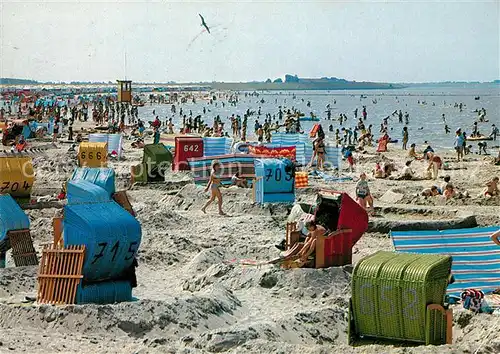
[{"left": 421, "top": 186, "right": 440, "bottom": 197}]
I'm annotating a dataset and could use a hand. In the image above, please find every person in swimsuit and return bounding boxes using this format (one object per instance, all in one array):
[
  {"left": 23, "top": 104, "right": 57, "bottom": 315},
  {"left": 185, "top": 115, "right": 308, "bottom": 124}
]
[
  {"left": 356, "top": 172, "right": 374, "bottom": 212},
  {"left": 484, "top": 177, "right": 499, "bottom": 197},
  {"left": 201, "top": 160, "right": 226, "bottom": 215},
  {"left": 297, "top": 220, "right": 326, "bottom": 263},
  {"left": 315, "top": 137, "right": 326, "bottom": 170}
]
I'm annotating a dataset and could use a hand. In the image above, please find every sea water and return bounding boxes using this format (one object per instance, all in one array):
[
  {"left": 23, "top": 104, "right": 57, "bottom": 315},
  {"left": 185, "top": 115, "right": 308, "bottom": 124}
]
[{"left": 137, "top": 85, "right": 500, "bottom": 150}]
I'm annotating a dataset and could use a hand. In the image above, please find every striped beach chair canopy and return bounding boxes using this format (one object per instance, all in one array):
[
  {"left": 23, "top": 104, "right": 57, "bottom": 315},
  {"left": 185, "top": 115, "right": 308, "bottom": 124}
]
[
  {"left": 391, "top": 227, "right": 500, "bottom": 297},
  {"left": 89, "top": 134, "right": 123, "bottom": 158},
  {"left": 188, "top": 154, "right": 257, "bottom": 186},
  {"left": 271, "top": 132, "right": 342, "bottom": 169},
  {"left": 202, "top": 137, "right": 233, "bottom": 157},
  {"left": 271, "top": 133, "right": 311, "bottom": 165}
]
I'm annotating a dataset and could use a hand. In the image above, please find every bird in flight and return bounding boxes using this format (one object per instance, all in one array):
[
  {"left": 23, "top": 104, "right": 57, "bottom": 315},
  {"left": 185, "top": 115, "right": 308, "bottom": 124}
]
[{"left": 199, "top": 14, "right": 210, "bottom": 34}]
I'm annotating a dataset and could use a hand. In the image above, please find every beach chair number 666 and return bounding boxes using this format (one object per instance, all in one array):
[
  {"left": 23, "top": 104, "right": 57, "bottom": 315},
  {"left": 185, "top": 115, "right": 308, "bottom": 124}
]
[
  {"left": 91, "top": 241, "right": 139, "bottom": 264},
  {"left": 80, "top": 152, "right": 102, "bottom": 160}
]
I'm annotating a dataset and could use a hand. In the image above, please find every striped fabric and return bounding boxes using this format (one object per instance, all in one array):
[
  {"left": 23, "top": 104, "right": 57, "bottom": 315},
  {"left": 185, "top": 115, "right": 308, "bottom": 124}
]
[
  {"left": 324, "top": 145, "right": 342, "bottom": 169},
  {"left": 202, "top": 137, "right": 234, "bottom": 157},
  {"left": 89, "top": 134, "right": 123, "bottom": 158},
  {"left": 391, "top": 227, "right": 500, "bottom": 296},
  {"left": 270, "top": 133, "right": 342, "bottom": 169},
  {"left": 188, "top": 154, "right": 257, "bottom": 185},
  {"left": 271, "top": 133, "right": 311, "bottom": 165}
]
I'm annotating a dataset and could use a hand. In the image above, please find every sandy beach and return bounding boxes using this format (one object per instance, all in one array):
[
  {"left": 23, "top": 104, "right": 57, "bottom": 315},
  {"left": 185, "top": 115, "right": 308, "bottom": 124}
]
[{"left": 0, "top": 110, "right": 498, "bottom": 353}]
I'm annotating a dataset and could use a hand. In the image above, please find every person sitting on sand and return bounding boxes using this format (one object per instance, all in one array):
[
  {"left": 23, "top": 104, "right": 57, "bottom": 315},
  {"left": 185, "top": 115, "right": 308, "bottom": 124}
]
[
  {"left": 373, "top": 162, "right": 384, "bottom": 178},
  {"left": 441, "top": 175, "right": 451, "bottom": 193},
  {"left": 231, "top": 172, "right": 248, "bottom": 188},
  {"left": 383, "top": 161, "right": 396, "bottom": 177},
  {"left": 421, "top": 185, "right": 440, "bottom": 197},
  {"left": 408, "top": 143, "right": 420, "bottom": 159},
  {"left": 356, "top": 173, "right": 374, "bottom": 213},
  {"left": 443, "top": 183, "right": 456, "bottom": 200},
  {"left": 201, "top": 160, "right": 226, "bottom": 216},
  {"left": 395, "top": 160, "right": 415, "bottom": 180},
  {"left": 484, "top": 177, "right": 499, "bottom": 197},
  {"left": 296, "top": 220, "right": 326, "bottom": 264}
]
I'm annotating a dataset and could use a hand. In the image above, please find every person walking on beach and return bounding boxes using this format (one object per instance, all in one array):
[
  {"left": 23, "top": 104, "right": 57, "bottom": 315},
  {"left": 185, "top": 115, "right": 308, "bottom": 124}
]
[
  {"left": 201, "top": 160, "right": 226, "bottom": 216},
  {"left": 402, "top": 126, "right": 409, "bottom": 150}
]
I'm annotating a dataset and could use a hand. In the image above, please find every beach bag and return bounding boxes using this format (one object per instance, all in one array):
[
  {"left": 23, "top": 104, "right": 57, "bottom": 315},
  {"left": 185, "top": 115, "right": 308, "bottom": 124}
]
[{"left": 461, "top": 289, "right": 484, "bottom": 312}]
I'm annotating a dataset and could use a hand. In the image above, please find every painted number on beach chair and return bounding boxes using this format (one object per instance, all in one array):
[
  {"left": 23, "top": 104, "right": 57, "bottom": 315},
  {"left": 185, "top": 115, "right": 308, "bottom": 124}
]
[
  {"left": 91, "top": 242, "right": 107, "bottom": 264},
  {"left": 380, "top": 285, "right": 395, "bottom": 315},
  {"left": 402, "top": 288, "right": 419, "bottom": 320},
  {"left": 359, "top": 283, "right": 375, "bottom": 315},
  {"left": 0, "top": 181, "right": 30, "bottom": 193},
  {"left": 183, "top": 145, "right": 199, "bottom": 152},
  {"left": 265, "top": 168, "right": 293, "bottom": 182},
  {"left": 96, "top": 152, "right": 102, "bottom": 160},
  {"left": 125, "top": 241, "right": 138, "bottom": 260},
  {"left": 91, "top": 240, "right": 138, "bottom": 264},
  {"left": 1, "top": 182, "right": 10, "bottom": 192}
]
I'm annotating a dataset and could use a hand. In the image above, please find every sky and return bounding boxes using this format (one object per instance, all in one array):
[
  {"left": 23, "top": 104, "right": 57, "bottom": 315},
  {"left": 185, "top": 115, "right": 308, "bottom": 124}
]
[{"left": 0, "top": 0, "right": 499, "bottom": 83}]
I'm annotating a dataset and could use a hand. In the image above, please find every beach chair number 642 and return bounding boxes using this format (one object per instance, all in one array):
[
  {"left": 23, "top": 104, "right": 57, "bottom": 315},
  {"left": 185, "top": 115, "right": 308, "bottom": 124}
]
[{"left": 183, "top": 145, "right": 199, "bottom": 152}]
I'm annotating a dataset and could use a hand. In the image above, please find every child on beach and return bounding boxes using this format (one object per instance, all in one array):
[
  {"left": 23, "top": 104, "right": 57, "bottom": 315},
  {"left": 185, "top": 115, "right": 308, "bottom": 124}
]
[
  {"left": 356, "top": 173, "right": 374, "bottom": 213},
  {"left": 484, "top": 177, "right": 499, "bottom": 197},
  {"left": 443, "top": 184, "right": 456, "bottom": 199},
  {"left": 373, "top": 162, "right": 384, "bottom": 178},
  {"left": 201, "top": 160, "right": 227, "bottom": 216},
  {"left": 402, "top": 127, "right": 408, "bottom": 150},
  {"left": 408, "top": 143, "right": 419, "bottom": 159},
  {"left": 454, "top": 129, "right": 465, "bottom": 161},
  {"left": 426, "top": 152, "right": 442, "bottom": 180},
  {"left": 231, "top": 172, "right": 248, "bottom": 188},
  {"left": 421, "top": 186, "right": 440, "bottom": 197},
  {"left": 343, "top": 147, "right": 355, "bottom": 172}
]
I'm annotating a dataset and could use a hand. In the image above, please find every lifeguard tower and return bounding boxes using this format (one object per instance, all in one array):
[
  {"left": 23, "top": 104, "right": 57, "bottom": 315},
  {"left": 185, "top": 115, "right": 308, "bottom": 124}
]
[{"left": 117, "top": 80, "right": 132, "bottom": 103}]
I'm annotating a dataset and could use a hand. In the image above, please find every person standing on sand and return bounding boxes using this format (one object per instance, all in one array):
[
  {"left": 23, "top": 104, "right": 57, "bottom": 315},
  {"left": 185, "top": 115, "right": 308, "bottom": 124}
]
[
  {"left": 356, "top": 173, "right": 374, "bottom": 213},
  {"left": 201, "top": 160, "right": 226, "bottom": 216},
  {"left": 426, "top": 152, "right": 442, "bottom": 180},
  {"left": 402, "top": 127, "right": 409, "bottom": 150},
  {"left": 52, "top": 116, "right": 59, "bottom": 144},
  {"left": 454, "top": 128, "right": 465, "bottom": 161},
  {"left": 490, "top": 124, "right": 498, "bottom": 140}
]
